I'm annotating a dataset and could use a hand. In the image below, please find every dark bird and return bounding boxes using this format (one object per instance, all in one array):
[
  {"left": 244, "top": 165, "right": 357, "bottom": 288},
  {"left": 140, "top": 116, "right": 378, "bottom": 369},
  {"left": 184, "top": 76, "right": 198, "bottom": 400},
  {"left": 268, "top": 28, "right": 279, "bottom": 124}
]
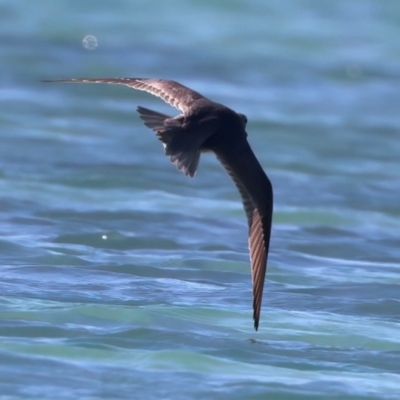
[{"left": 43, "top": 78, "right": 273, "bottom": 330}]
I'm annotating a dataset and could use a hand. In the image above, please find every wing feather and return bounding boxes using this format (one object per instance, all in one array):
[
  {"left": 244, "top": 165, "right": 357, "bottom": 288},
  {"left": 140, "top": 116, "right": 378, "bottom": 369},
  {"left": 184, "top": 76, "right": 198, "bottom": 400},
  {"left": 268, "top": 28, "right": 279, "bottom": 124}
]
[
  {"left": 42, "top": 78, "right": 210, "bottom": 115},
  {"left": 216, "top": 140, "right": 273, "bottom": 330}
]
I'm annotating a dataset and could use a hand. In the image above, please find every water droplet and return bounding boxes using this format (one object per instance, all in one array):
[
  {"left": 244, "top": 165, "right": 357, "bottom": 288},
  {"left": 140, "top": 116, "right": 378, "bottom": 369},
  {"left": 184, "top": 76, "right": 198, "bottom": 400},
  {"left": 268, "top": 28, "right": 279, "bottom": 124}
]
[
  {"left": 82, "top": 35, "right": 98, "bottom": 50},
  {"left": 102, "top": 235, "right": 107, "bottom": 240}
]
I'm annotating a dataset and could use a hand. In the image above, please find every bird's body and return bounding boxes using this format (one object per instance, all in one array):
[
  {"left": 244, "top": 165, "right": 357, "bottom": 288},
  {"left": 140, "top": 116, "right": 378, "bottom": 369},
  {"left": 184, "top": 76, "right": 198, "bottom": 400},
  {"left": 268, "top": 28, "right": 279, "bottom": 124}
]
[{"left": 44, "top": 78, "right": 273, "bottom": 330}]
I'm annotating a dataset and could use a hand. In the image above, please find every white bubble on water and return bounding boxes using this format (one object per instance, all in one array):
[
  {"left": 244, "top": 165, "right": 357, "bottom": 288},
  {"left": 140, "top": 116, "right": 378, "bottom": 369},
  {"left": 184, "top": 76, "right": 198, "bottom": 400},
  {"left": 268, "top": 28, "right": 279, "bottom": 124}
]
[
  {"left": 82, "top": 35, "right": 98, "bottom": 50},
  {"left": 102, "top": 235, "right": 107, "bottom": 240}
]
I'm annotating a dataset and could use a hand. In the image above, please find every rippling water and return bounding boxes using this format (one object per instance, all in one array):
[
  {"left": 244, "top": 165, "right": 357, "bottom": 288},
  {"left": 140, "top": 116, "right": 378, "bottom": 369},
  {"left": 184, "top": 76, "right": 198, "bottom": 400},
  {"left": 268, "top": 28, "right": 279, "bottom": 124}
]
[{"left": 1, "top": 1, "right": 400, "bottom": 399}]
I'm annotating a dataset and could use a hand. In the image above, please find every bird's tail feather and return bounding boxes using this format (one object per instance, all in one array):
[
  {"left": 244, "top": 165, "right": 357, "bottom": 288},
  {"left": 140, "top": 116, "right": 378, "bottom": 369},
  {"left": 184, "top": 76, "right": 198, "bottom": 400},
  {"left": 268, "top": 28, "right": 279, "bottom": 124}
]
[
  {"left": 136, "top": 106, "right": 201, "bottom": 177},
  {"left": 158, "top": 128, "right": 201, "bottom": 178},
  {"left": 137, "top": 106, "right": 170, "bottom": 131}
]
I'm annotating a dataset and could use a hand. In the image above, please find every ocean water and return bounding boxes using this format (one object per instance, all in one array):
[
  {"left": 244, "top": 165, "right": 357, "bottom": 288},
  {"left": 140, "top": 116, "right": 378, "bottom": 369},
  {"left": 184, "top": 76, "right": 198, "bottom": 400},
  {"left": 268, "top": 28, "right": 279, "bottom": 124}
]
[{"left": 1, "top": 0, "right": 400, "bottom": 399}]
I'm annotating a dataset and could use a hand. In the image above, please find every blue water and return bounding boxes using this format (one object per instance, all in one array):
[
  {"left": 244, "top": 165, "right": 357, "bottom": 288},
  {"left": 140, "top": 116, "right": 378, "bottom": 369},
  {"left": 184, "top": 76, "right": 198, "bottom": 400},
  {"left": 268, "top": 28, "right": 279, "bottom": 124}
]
[{"left": 1, "top": 1, "right": 400, "bottom": 399}]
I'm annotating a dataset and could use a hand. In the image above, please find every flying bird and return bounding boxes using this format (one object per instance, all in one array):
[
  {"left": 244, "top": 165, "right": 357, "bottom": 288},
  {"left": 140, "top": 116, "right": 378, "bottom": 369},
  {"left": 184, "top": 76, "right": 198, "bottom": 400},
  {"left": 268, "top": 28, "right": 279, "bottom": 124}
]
[{"left": 43, "top": 78, "right": 273, "bottom": 330}]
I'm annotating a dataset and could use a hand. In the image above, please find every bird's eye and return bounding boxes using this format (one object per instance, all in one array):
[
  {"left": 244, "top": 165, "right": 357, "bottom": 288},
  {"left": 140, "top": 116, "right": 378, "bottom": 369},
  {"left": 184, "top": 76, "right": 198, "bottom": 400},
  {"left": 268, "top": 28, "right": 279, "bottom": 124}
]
[{"left": 239, "top": 113, "right": 248, "bottom": 126}]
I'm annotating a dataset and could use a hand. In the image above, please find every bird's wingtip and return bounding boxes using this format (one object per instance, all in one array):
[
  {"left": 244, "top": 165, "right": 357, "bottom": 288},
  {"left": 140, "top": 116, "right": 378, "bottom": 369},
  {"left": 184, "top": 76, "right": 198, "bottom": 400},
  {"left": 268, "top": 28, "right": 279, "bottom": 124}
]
[{"left": 41, "top": 79, "right": 71, "bottom": 83}]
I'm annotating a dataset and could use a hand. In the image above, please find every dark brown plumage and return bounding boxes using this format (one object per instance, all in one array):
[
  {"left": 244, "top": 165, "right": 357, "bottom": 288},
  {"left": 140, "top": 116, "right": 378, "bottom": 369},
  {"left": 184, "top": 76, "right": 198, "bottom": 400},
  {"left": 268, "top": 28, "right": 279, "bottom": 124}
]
[{"left": 43, "top": 78, "right": 273, "bottom": 330}]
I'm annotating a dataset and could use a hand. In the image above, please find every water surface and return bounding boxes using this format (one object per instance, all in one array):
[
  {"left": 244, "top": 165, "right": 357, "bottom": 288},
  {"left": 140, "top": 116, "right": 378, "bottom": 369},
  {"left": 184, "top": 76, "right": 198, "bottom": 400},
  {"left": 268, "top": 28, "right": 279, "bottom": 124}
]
[{"left": 1, "top": 1, "right": 400, "bottom": 399}]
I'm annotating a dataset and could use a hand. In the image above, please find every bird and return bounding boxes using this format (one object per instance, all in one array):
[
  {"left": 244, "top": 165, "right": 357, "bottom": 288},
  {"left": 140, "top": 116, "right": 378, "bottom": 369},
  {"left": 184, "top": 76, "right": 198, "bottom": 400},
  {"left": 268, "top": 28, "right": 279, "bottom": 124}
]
[{"left": 43, "top": 78, "right": 273, "bottom": 330}]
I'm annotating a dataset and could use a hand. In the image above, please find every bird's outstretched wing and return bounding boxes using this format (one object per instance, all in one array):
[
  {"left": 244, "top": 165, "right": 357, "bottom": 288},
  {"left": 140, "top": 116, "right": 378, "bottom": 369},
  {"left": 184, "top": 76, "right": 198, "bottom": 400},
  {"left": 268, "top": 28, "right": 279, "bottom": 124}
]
[
  {"left": 216, "top": 140, "right": 273, "bottom": 330},
  {"left": 42, "top": 78, "right": 210, "bottom": 115}
]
